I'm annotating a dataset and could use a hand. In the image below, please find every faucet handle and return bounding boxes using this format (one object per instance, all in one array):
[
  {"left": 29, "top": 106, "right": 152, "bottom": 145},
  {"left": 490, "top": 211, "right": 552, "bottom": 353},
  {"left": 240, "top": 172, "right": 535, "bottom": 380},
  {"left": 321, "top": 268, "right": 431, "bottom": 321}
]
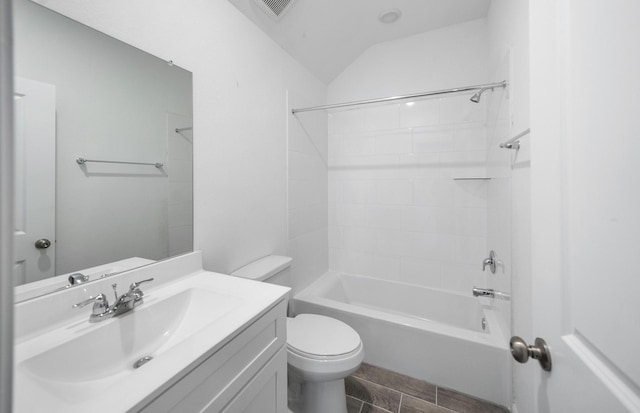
[
  {"left": 129, "top": 277, "right": 154, "bottom": 291},
  {"left": 73, "top": 294, "right": 109, "bottom": 313},
  {"left": 482, "top": 250, "right": 497, "bottom": 274}
]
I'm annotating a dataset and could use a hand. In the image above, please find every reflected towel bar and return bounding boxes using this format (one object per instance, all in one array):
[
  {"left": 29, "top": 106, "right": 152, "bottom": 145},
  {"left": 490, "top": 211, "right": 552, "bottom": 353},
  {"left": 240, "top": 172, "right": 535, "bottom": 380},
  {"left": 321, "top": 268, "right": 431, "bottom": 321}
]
[
  {"left": 76, "top": 157, "right": 164, "bottom": 168},
  {"left": 499, "top": 128, "right": 530, "bottom": 150}
]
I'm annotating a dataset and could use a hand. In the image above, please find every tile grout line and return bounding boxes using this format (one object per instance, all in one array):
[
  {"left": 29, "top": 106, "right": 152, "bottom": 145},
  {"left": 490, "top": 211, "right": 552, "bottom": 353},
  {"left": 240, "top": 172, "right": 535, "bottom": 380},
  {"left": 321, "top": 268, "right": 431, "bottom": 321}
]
[
  {"left": 351, "top": 375, "right": 405, "bottom": 398},
  {"left": 399, "top": 392, "right": 404, "bottom": 413}
]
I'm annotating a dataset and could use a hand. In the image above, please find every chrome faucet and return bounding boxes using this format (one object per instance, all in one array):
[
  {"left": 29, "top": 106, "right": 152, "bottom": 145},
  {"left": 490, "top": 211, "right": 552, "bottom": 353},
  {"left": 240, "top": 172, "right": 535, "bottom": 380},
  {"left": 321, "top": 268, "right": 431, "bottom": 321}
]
[
  {"left": 472, "top": 286, "right": 510, "bottom": 301},
  {"left": 68, "top": 272, "right": 89, "bottom": 285},
  {"left": 482, "top": 250, "right": 497, "bottom": 274},
  {"left": 73, "top": 278, "right": 154, "bottom": 322}
]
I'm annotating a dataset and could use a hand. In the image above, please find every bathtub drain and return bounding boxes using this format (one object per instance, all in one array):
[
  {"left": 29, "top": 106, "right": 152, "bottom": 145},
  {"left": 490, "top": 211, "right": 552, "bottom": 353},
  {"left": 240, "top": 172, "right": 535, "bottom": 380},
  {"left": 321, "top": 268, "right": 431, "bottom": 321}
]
[{"left": 133, "top": 356, "right": 153, "bottom": 369}]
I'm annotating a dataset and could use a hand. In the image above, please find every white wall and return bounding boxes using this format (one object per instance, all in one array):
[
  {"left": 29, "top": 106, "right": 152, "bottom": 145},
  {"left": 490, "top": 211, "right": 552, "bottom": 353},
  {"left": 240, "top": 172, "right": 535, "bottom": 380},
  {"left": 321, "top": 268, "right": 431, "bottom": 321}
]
[
  {"left": 29, "top": 0, "right": 328, "bottom": 277},
  {"left": 327, "top": 19, "right": 493, "bottom": 295},
  {"left": 486, "top": 1, "right": 531, "bottom": 412},
  {"left": 14, "top": 0, "right": 193, "bottom": 274}
]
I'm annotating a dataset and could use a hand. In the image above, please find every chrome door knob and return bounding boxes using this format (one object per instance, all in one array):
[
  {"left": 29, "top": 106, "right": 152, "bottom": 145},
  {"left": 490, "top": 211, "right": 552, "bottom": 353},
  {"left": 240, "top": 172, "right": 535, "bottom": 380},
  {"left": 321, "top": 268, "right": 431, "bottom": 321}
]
[
  {"left": 510, "top": 336, "right": 552, "bottom": 371},
  {"left": 34, "top": 238, "right": 51, "bottom": 249}
]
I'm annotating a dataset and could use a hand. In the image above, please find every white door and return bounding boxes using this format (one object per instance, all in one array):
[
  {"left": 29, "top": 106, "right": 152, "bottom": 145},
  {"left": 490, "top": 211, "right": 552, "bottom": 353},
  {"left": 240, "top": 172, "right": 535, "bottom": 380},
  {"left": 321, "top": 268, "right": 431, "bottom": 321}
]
[
  {"left": 526, "top": 0, "right": 640, "bottom": 411},
  {"left": 13, "top": 77, "right": 56, "bottom": 285}
]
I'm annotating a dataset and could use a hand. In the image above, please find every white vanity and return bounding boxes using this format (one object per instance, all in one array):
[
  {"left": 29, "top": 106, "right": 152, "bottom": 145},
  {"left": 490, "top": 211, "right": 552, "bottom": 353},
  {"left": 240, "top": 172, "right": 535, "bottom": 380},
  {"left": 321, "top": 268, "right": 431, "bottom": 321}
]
[{"left": 14, "top": 252, "right": 290, "bottom": 413}]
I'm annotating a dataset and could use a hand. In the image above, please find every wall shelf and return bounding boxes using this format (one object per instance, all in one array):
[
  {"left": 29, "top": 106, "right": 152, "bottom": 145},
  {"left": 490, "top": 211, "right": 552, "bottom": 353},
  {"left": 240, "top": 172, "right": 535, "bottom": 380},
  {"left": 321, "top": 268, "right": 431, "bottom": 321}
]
[{"left": 453, "top": 177, "right": 491, "bottom": 181}]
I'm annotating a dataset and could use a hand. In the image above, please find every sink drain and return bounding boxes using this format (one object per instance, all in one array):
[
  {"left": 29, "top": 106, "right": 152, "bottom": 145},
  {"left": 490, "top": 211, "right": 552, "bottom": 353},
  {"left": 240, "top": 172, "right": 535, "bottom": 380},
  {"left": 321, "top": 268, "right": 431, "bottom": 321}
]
[{"left": 133, "top": 356, "right": 153, "bottom": 369}]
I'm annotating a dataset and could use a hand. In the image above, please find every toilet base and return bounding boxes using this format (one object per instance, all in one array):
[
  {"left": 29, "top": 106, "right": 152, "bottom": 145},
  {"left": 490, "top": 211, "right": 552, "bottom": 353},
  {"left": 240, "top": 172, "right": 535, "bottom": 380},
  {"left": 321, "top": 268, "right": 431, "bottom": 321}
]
[
  {"left": 302, "top": 378, "right": 348, "bottom": 413},
  {"left": 288, "top": 369, "right": 348, "bottom": 413}
]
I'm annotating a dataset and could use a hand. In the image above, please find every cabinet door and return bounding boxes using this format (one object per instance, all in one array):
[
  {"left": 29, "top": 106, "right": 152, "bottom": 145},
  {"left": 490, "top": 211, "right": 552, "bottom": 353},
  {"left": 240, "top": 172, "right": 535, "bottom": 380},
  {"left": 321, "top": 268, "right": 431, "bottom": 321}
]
[{"left": 213, "top": 348, "right": 287, "bottom": 413}]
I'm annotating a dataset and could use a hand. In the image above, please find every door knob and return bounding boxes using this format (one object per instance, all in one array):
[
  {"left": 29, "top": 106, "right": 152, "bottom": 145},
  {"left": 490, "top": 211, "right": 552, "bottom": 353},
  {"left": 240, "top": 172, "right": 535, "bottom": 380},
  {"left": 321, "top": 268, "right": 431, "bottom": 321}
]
[
  {"left": 34, "top": 238, "right": 51, "bottom": 249},
  {"left": 510, "top": 336, "right": 552, "bottom": 372}
]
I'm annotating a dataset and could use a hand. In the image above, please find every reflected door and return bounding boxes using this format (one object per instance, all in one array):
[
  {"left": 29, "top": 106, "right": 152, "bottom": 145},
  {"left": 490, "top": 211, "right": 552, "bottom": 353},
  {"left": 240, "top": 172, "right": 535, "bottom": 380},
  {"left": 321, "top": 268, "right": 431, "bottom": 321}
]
[{"left": 14, "top": 77, "right": 56, "bottom": 285}]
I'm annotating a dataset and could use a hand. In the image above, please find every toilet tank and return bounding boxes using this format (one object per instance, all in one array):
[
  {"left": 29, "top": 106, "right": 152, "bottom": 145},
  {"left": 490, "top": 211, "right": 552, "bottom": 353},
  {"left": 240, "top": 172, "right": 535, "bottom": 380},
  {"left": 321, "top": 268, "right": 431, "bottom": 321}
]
[{"left": 230, "top": 255, "right": 292, "bottom": 288}]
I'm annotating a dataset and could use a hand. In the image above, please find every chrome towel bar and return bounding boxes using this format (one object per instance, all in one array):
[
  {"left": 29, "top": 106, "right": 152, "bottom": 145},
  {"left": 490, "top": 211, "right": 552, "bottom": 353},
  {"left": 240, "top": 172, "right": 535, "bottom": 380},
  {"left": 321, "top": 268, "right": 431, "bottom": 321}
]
[{"left": 76, "top": 157, "right": 164, "bottom": 169}]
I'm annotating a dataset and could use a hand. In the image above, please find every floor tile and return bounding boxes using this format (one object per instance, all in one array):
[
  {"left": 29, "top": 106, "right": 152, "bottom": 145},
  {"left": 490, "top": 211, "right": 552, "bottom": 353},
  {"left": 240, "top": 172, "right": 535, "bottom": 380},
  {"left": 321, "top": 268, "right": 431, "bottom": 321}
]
[
  {"left": 353, "top": 363, "right": 437, "bottom": 403},
  {"left": 346, "top": 376, "right": 402, "bottom": 413},
  {"left": 361, "top": 402, "right": 395, "bottom": 413},
  {"left": 400, "top": 395, "right": 453, "bottom": 413},
  {"left": 437, "top": 388, "right": 509, "bottom": 413},
  {"left": 348, "top": 395, "right": 364, "bottom": 413}
]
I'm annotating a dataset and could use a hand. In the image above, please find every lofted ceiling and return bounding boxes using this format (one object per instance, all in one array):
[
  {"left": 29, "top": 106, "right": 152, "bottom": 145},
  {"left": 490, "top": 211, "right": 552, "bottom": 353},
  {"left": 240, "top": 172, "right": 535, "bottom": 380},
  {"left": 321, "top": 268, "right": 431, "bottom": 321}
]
[{"left": 228, "top": 0, "right": 492, "bottom": 84}]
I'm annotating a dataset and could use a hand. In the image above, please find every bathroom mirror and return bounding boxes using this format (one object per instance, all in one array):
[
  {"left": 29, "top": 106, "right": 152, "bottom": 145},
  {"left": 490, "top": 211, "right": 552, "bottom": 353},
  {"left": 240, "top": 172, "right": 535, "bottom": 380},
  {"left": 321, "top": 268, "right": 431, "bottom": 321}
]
[{"left": 13, "top": 0, "right": 193, "bottom": 300}]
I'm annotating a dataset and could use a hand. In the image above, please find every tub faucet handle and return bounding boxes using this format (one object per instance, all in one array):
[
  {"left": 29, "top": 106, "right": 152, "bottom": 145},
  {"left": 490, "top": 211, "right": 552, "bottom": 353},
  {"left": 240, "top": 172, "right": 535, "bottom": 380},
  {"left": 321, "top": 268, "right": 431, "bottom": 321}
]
[{"left": 482, "top": 250, "right": 496, "bottom": 274}]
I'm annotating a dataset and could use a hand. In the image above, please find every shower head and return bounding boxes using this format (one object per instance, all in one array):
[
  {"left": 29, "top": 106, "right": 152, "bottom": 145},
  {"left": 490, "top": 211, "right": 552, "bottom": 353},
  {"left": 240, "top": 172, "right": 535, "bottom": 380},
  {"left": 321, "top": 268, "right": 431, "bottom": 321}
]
[{"left": 470, "top": 87, "right": 489, "bottom": 103}]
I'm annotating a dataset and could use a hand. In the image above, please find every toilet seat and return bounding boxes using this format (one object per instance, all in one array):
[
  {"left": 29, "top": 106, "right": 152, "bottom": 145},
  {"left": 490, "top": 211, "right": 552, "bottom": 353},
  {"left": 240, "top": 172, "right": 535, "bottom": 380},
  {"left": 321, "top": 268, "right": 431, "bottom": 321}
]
[{"left": 287, "top": 314, "right": 361, "bottom": 358}]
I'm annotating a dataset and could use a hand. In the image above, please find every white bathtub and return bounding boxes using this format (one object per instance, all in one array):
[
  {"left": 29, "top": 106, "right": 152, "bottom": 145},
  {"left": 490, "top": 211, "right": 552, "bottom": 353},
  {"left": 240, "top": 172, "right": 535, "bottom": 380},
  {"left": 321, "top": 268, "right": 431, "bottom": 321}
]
[{"left": 294, "top": 271, "right": 510, "bottom": 407}]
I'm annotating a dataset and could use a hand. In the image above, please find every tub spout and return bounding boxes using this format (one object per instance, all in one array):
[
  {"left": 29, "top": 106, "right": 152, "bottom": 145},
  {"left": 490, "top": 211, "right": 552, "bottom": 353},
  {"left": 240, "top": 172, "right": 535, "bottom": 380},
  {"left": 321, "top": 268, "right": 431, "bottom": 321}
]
[
  {"left": 472, "top": 287, "right": 494, "bottom": 298},
  {"left": 472, "top": 287, "right": 510, "bottom": 300}
]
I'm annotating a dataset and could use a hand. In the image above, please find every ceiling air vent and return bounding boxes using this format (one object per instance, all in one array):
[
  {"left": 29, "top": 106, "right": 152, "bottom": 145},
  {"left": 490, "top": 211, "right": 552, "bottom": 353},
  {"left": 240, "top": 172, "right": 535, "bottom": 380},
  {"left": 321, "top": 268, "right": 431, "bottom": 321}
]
[{"left": 253, "top": 0, "right": 296, "bottom": 19}]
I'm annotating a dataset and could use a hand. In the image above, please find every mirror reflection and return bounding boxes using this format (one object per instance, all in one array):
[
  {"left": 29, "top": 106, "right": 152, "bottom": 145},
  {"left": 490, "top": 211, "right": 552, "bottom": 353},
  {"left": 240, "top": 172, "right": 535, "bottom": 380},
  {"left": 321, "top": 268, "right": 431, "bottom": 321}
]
[{"left": 13, "top": 0, "right": 193, "bottom": 299}]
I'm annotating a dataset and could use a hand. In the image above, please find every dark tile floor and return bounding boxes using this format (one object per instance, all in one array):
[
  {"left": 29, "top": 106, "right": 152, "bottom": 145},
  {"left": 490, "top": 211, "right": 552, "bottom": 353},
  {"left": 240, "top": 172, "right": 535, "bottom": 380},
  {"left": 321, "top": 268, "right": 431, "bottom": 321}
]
[{"left": 345, "top": 363, "right": 509, "bottom": 413}]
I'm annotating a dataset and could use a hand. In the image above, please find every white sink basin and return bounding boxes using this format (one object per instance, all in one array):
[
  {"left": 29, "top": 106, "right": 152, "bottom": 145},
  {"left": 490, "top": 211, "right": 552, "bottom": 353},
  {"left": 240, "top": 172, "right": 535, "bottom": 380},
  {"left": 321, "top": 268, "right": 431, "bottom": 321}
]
[{"left": 22, "top": 288, "right": 240, "bottom": 383}]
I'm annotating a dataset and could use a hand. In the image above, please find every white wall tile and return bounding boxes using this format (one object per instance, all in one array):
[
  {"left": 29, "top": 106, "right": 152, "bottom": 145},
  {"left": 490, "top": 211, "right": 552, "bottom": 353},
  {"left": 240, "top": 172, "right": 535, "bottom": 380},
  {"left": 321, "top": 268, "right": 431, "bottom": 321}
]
[
  {"left": 401, "top": 206, "right": 454, "bottom": 234},
  {"left": 399, "top": 99, "right": 439, "bottom": 128},
  {"left": 412, "top": 178, "right": 455, "bottom": 207},
  {"left": 439, "top": 150, "right": 486, "bottom": 180},
  {"left": 453, "top": 181, "right": 488, "bottom": 207},
  {"left": 335, "top": 203, "right": 367, "bottom": 227},
  {"left": 376, "top": 180, "right": 412, "bottom": 205},
  {"left": 288, "top": 203, "right": 328, "bottom": 239},
  {"left": 328, "top": 225, "right": 342, "bottom": 249},
  {"left": 375, "top": 229, "right": 408, "bottom": 256},
  {"left": 362, "top": 104, "right": 400, "bottom": 131},
  {"left": 342, "top": 227, "right": 378, "bottom": 253},
  {"left": 328, "top": 110, "right": 365, "bottom": 135},
  {"left": 364, "top": 205, "right": 403, "bottom": 229},
  {"left": 441, "top": 262, "right": 483, "bottom": 294},
  {"left": 454, "top": 235, "right": 487, "bottom": 265},
  {"left": 454, "top": 207, "right": 487, "bottom": 236},
  {"left": 398, "top": 153, "right": 440, "bottom": 179},
  {"left": 338, "top": 180, "right": 377, "bottom": 204},
  {"left": 454, "top": 125, "right": 486, "bottom": 152},
  {"left": 331, "top": 135, "right": 376, "bottom": 158},
  {"left": 375, "top": 131, "right": 412, "bottom": 154},
  {"left": 289, "top": 178, "right": 327, "bottom": 209},
  {"left": 400, "top": 256, "right": 443, "bottom": 287},
  {"left": 440, "top": 95, "right": 486, "bottom": 124},
  {"left": 413, "top": 130, "right": 455, "bottom": 153}
]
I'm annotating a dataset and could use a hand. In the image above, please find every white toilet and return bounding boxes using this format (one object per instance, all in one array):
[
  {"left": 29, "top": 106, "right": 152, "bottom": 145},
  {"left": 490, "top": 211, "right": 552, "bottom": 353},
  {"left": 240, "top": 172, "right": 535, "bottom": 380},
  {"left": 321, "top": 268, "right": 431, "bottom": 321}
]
[{"left": 231, "top": 255, "right": 364, "bottom": 413}]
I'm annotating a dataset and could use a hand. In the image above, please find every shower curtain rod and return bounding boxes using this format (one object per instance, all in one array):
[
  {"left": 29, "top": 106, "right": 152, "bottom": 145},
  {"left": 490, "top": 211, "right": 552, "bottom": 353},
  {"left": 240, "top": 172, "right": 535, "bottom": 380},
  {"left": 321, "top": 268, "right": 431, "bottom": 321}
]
[{"left": 291, "top": 81, "right": 507, "bottom": 114}]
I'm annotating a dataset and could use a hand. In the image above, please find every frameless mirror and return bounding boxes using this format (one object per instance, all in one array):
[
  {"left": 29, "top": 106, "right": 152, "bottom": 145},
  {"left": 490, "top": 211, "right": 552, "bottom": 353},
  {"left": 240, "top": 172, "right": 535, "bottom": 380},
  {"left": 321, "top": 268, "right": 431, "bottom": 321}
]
[{"left": 13, "top": 0, "right": 193, "bottom": 301}]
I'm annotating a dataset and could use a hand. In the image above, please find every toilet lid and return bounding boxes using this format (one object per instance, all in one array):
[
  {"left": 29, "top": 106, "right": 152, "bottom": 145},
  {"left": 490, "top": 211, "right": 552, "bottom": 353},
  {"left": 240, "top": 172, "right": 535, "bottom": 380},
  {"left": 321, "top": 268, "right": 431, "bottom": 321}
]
[{"left": 287, "top": 314, "right": 361, "bottom": 357}]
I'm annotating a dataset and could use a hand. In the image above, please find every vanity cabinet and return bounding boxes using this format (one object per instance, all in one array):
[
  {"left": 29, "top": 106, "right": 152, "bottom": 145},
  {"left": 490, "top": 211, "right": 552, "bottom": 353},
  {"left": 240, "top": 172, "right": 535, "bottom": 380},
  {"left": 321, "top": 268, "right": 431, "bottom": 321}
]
[{"left": 136, "top": 299, "right": 288, "bottom": 413}]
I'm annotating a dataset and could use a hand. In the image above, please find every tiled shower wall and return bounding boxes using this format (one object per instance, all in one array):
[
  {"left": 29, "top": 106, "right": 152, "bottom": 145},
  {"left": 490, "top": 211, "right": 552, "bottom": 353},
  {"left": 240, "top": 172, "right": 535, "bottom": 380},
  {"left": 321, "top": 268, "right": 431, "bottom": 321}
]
[{"left": 328, "top": 95, "right": 493, "bottom": 294}]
